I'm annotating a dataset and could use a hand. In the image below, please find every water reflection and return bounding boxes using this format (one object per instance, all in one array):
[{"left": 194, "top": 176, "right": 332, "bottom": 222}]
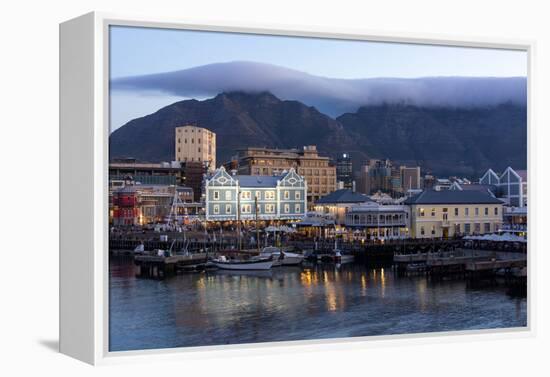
[{"left": 109, "top": 259, "right": 527, "bottom": 352}]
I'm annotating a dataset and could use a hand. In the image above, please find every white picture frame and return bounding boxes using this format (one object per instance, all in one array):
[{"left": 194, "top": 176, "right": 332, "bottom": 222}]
[{"left": 59, "top": 11, "right": 535, "bottom": 365}]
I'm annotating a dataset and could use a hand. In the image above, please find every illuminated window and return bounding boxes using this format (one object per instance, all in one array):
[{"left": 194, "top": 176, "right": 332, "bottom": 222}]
[
  {"left": 225, "top": 191, "right": 231, "bottom": 200},
  {"left": 284, "top": 191, "right": 290, "bottom": 199},
  {"left": 295, "top": 191, "right": 301, "bottom": 200}
]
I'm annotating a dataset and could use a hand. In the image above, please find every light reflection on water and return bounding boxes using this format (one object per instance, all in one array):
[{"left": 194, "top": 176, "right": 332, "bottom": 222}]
[{"left": 109, "top": 258, "right": 527, "bottom": 352}]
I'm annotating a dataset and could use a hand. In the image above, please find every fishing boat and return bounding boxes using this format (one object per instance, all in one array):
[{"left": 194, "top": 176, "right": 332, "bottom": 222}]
[{"left": 211, "top": 255, "right": 274, "bottom": 270}]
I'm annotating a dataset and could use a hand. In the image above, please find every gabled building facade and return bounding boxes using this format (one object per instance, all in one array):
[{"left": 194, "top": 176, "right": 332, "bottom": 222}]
[
  {"left": 205, "top": 167, "right": 307, "bottom": 222},
  {"left": 479, "top": 167, "right": 527, "bottom": 207}
]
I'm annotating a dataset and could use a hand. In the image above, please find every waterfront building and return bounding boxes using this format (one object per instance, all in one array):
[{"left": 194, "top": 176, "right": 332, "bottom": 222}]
[
  {"left": 313, "top": 189, "right": 373, "bottom": 224},
  {"left": 232, "top": 145, "right": 336, "bottom": 204},
  {"left": 175, "top": 125, "right": 216, "bottom": 171},
  {"left": 433, "top": 178, "right": 452, "bottom": 191},
  {"left": 204, "top": 167, "right": 307, "bottom": 222},
  {"left": 109, "top": 158, "right": 206, "bottom": 202},
  {"left": 111, "top": 183, "right": 195, "bottom": 226},
  {"left": 502, "top": 206, "right": 527, "bottom": 234},
  {"left": 336, "top": 153, "right": 353, "bottom": 190},
  {"left": 345, "top": 202, "right": 409, "bottom": 240},
  {"left": 405, "top": 190, "right": 503, "bottom": 239},
  {"left": 479, "top": 167, "right": 527, "bottom": 207}
]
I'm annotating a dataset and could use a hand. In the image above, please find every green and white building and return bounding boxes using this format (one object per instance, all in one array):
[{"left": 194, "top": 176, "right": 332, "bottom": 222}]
[{"left": 205, "top": 167, "right": 307, "bottom": 222}]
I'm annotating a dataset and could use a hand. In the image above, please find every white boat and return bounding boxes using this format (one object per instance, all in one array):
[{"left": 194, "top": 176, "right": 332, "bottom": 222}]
[
  {"left": 133, "top": 243, "right": 145, "bottom": 255},
  {"left": 212, "top": 255, "right": 274, "bottom": 270},
  {"left": 259, "top": 246, "right": 305, "bottom": 266},
  {"left": 334, "top": 250, "right": 355, "bottom": 264}
]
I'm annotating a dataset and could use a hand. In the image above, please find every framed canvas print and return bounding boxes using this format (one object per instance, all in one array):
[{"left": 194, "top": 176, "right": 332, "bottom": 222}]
[{"left": 60, "top": 12, "right": 533, "bottom": 365}]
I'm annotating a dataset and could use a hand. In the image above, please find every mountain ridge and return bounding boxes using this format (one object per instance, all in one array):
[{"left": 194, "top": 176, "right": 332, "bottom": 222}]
[{"left": 109, "top": 91, "right": 527, "bottom": 178}]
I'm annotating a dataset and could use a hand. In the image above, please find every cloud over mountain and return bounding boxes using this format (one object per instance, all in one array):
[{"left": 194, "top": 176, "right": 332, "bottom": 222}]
[{"left": 111, "top": 61, "right": 526, "bottom": 117}]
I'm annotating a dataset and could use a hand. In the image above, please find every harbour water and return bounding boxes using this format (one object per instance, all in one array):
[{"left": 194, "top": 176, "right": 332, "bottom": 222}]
[{"left": 109, "top": 257, "right": 527, "bottom": 352}]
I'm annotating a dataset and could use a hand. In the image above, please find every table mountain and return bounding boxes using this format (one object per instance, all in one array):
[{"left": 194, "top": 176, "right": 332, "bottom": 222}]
[{"left": 109, "top": 91, "right": 526, "bottom": 177}]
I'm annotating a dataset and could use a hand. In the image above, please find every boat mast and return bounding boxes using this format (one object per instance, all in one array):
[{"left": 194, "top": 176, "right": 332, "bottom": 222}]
[
  {"left": 255, "top": 196, "right": 260, "bottom": 253},
  {"left": 237, "top": 189, "right": 242, "bottom": 250}
]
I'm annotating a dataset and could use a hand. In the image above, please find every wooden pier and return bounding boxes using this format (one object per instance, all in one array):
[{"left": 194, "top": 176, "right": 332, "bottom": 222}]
[{"left": 134, "top": 253, "right": 208, "bottom": 279}]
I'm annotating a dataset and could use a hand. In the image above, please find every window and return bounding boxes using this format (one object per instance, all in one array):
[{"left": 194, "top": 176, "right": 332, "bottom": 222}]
[
  {"left": 494, "top": 207, "right": 498, "bottom": 216},
  {"left": 295, "top": 204, "right": 301, "bottom": 213},
  {"left": 184, "top": 138, "right": 187, "bottom": 144},
  {"left": 454, "top": 223, "right": 461, "bottom": 234},
  {"left": 265, "top": 191, "right": 275, "bottom": 200},
  {"left": 255, "top": 191, "right": 261, "bottom": 199},
  {"left": 465, "top": 208, "right": 469, "bottom": 216},
  {"left": 284, "top": 204, "right": 290, "bottom": 213},
  {"left": 225, "top": 204, "right": 232, "bottom": 214},
  {"left": 241, "top": 191, "right": 251, "bottom": 200},
  {"left": 295, "top": 191, "right": 301, "bottom": 200},
  {"left": 225, "top": 191, "right": 231, "bottom": 201},
  {"left": 484, "top": 207, "right": 489, "bottom": 216},
  {"left": 465, "top": 223, "right": 471, "bottom": 234},
  {"left": 474, "top": 223, "right": 481, "bottom": 233},
  {"left": 420, "top": 226, "right": 425, "bottom": 235},
  {"left": 431, "top": 208, "right": 436, "bottom": 217},
  {"left": 419, "top": 208, "right": 425, "bottom": 217},
  {"left": 213, "top": 205, "right": 220, "bottom": 215},
  {"left": 284, "top": 191, "right": 290, "bottom": 200},
  {"left": 475, "top": 208, "right": 479, "bottom": 216},
  {"left": 265, "top": 204, "right": 275, "bottom": 213},
  {"left": 484, "top": 223, "right": 491, "bottom": 233},
  {"left": 241, "top": 204, "right": 251, "bottom": 214},
  {"left": 454, "top": 208, "right": 459, "bottom": 216},
  {"left": 213, "top": 191, "right": 219, "bottom": 200}
]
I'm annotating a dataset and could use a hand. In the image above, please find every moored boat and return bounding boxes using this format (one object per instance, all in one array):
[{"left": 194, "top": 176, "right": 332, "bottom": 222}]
[
  {"left": 211, "top": 255, "right": 274, "bottom": 270},
  {"left": 133, "top": 243, "right": 145, "bottom": 255},
  {"left": 259, "top": 246, "right": 305, "bottom": 266}
]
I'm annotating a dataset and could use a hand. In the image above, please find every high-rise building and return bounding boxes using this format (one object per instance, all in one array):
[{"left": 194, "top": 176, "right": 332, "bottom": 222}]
[
  {"left": 336, "top": 153, "right": 353, "bottom": 190},
  {"left": 400, "top": 166, "right": 421, "bottom": 192},
  {"left": 356, "top": 159, "right": 393, "bottom": 195},
  {"left": 232, "top": 145, "right": 337, "bottom": 204},
  {"left": 175, "top": 125, "right": 216, "bottom": 171}
]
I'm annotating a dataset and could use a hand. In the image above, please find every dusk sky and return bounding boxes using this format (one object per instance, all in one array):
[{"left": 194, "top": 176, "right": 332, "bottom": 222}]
[{"left": 110, "top": 25, "right": 528, "bottom": 131}]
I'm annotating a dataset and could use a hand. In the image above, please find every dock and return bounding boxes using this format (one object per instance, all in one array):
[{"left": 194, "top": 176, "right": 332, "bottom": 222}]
[{"left": 134, "top": 253, "right": 208, "bottom": 279}]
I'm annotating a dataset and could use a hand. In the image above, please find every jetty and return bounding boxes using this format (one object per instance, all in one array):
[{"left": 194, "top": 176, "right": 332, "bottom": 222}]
[{"left": 134, "top": 253, "right": 208, "bottom": 279}]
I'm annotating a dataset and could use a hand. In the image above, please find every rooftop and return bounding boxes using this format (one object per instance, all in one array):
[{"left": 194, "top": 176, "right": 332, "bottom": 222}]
[
  {"left": 315, "top": 189, "right": 373, "bottom": 204},
  {"left": 404, "top": 190, "right": 503, "bottom": 205},
  {"left": 235, "top": 175, "right": 282, "bottom": 188}
]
